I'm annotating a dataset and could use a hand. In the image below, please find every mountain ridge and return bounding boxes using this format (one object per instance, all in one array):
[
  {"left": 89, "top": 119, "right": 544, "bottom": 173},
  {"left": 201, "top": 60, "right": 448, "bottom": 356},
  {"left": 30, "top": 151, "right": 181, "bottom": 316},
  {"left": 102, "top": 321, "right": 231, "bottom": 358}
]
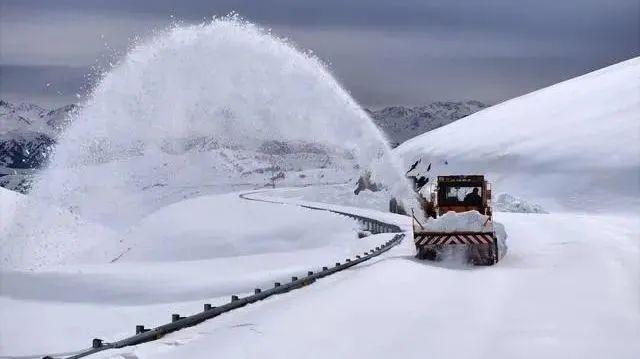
[
  {"left": 0, "top": 99, "right": 485, "bottom": 192},
  {"left": 366, "top": 100, "right": 488, "bottom": 147}
]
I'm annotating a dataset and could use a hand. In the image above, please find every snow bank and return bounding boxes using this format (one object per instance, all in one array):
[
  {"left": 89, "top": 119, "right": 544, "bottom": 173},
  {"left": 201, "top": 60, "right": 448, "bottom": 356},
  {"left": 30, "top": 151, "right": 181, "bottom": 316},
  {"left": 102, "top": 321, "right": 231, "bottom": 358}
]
[{"left": 494, "top": 193, "right": 547, "bottom": 213}]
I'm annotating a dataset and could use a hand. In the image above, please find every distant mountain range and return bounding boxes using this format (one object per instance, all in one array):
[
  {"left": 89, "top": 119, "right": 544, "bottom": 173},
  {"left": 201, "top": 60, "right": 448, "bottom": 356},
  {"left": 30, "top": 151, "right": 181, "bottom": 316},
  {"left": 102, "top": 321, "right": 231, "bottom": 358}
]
[
  {"left": 366, "top": 101, "right": 488, "bottom": 147},
  {"left": 0, "top": 100, "right": 79, "bottom": 191},
  {"left": 0, "top": 100, "right": 77, "bottom": 167},
  {"left": 0, "top": 99, "right": 487, "bottom": 191}
]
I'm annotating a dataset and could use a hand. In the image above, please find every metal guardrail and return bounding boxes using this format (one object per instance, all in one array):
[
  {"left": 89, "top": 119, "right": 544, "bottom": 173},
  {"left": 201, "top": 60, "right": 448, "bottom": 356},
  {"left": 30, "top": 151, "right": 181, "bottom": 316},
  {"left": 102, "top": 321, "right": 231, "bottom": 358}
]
[
  {"left": 238, "top": 191, "right": 403, "bottom": 233},
  {"left": 34, "top": 192, "right": 406, "bottom": 359}
]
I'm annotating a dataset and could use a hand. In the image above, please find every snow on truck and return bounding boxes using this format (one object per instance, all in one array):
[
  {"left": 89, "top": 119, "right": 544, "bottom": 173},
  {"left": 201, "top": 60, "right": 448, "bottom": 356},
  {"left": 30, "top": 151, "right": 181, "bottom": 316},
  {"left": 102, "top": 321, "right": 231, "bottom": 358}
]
[{"left": 403, "top": 175, "right": 505, "bottom": 265}]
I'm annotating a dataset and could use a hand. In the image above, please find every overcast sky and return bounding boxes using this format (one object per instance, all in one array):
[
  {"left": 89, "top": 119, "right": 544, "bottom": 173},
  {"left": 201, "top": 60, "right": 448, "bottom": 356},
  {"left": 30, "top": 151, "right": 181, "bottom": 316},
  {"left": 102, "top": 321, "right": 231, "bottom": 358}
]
[{"left": 1, "top": 0, "right": 638, "bottom": 108}]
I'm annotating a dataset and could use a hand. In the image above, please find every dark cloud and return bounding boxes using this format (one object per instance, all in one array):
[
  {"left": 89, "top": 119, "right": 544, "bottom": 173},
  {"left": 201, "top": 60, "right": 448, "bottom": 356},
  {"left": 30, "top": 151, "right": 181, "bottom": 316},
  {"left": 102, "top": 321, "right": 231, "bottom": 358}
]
[{"left": 1, "top": 0, "right": 638, "bottom": 107}]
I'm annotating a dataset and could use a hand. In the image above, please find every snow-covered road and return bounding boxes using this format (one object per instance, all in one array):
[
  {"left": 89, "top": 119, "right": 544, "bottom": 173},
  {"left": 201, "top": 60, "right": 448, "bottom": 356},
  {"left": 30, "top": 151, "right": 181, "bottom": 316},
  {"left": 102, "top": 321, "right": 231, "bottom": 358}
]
[
  {"left": 1, "top": 187, "right": 638, "bottom": 359},
  {"left": 92, "top": 210, "right": 639, "bottom": 359}
]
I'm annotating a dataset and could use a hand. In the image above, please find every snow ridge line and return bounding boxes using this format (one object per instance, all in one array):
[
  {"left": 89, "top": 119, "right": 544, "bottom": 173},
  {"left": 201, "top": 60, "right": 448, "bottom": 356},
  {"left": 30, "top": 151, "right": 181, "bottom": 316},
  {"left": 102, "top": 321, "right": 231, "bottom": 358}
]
[{"left": 34, "top": 193, "right": 405, "bottom": 359}]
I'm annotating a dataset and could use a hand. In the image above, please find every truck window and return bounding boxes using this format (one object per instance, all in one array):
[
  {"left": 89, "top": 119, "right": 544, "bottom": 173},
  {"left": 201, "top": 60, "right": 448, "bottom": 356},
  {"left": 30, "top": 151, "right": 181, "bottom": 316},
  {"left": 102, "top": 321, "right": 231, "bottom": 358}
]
[{"left": 442, "top": 185, "right": 482, "bottom": 203}]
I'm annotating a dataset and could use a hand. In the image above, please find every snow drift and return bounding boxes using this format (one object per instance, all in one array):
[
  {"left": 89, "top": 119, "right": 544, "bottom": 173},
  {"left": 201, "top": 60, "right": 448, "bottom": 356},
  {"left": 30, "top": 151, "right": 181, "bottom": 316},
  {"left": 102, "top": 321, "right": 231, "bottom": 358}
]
[{"left": 396, "top": 57, "right": 640, "bottom": 214}]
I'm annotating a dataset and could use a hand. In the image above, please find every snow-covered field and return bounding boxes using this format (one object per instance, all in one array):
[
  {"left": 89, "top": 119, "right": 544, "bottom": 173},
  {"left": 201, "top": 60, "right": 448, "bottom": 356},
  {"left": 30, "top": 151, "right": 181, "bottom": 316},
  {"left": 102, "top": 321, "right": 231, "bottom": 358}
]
[
  {"left": 0, "top": 19, "right": 638, "bottom": 359},
  {"left": 0, "top": 188, "right": 398, "bottom": 356}
]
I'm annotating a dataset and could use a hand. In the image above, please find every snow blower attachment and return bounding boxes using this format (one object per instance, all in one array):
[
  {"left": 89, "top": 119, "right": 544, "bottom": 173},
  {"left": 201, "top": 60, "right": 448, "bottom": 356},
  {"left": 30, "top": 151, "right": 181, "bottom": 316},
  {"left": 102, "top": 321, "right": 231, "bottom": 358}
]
[{"left": 412, "top": 175, "right": 500, "bottom": 265}]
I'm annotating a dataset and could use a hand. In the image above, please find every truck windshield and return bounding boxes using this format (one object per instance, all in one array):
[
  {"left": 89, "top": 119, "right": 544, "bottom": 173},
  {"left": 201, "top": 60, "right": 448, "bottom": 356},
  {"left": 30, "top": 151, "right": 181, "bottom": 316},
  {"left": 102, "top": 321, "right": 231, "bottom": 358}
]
[{"left": 441, "top": 185, "right": 482, "bottom": 204}]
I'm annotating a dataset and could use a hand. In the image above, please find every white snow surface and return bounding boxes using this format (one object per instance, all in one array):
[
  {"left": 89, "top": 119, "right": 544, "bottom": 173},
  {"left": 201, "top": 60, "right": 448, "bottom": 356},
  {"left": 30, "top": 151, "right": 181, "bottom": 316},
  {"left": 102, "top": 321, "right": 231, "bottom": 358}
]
[
  {"left": 122, "top": 193, "right": 362, "bottom": 262},
  {"left": 85, "top": 212, "right": 637, "bottom": 359},
  {"left": 1, "top": 190, "right": 397, "bottom": 356},
  {"left": 495, "top": 192, "right": 547, "bottom": 213},
  {"left": 396, "top": 57, "right": 640, "bottom": 214}
]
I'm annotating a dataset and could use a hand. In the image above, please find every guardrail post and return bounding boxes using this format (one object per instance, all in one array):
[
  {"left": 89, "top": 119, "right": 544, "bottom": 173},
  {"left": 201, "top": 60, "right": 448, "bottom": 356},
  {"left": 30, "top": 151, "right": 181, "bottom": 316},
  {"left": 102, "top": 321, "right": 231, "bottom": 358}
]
[
  {"left": 231, "top": 295, "right": 239, "bottom": 302},
  {"left": 346, "top": 258, "right": 351, "bottom": 262},
  {"left": 172, "top": 314, "right": 183, "bottom": 322},
  {"left": 291, "top": 276, "right": 298, "bottom": 281},
  {"left": 204, "top": 303, "right": 213, "bottom": 311},
  {"left": 274, "top": 282, "right": 281, "bottom": 287},
  {"left": 322, "top": 266, "right": 328, "bottom": 271},
  {"left": 356, "top": 255, "right": 361, "bottom": 259},
  {"left": 307, "top": 271, "right": 313, "bottom": 276},
  {"left": 335, "top": 262, "right": 340, "bottom": 267},
  {"left": 136, "top": 325, "right": 147, "bottom": 334},
  {"left": 255, "top": 288, "right": 262, "bottom": 294},
  {"left": 92, "top": 338, "right": 103, "bottom": 348}
]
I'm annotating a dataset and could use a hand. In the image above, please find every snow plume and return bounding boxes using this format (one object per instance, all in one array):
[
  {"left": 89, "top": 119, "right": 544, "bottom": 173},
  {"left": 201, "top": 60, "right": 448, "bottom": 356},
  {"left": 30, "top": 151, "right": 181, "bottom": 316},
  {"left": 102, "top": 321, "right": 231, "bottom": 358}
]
[{"left": 3, "top": 16, "right": 412, "bottom": 269}]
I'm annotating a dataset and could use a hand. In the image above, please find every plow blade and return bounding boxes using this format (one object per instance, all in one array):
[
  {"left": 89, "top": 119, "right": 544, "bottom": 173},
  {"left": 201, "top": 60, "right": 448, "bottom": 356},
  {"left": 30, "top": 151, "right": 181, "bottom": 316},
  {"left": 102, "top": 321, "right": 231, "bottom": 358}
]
[{"left": 414, "top": 231, "right": 499, "bottom": 265}]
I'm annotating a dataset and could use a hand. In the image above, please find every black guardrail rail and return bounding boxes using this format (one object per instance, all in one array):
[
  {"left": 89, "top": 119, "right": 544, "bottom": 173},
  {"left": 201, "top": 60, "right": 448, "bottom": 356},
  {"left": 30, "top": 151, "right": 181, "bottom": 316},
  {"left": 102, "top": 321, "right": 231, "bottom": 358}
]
[{"left": 32, "top": 191, "right": 406, "bottom": 359}]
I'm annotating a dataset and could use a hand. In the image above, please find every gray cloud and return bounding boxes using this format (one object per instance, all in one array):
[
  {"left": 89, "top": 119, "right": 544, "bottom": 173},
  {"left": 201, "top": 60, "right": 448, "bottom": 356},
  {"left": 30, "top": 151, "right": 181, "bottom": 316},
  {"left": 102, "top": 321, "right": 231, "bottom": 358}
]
[{"left": 1, "top": 0, "right": 638, "bottom": 108}]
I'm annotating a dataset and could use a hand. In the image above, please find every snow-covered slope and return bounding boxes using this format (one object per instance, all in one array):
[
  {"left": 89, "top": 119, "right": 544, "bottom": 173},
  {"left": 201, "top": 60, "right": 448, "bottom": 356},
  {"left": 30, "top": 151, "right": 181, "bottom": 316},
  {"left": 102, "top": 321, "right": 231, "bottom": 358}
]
[
  {"left": 396, "top": 58, "right": 640, "bottom": 213},
  {"left": 368, "top": 101, "right": 487, "bottom": 147}
]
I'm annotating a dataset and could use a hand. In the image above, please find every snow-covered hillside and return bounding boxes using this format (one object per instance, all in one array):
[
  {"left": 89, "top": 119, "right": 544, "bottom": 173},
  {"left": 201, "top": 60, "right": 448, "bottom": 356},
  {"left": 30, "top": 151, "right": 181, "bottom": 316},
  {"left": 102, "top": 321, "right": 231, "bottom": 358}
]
[
  {"left": 396, "top": 58, "right": 640, "bottom": 214},
  {"left": 367, "top": 100, "right": 487, "bottom": 147}
]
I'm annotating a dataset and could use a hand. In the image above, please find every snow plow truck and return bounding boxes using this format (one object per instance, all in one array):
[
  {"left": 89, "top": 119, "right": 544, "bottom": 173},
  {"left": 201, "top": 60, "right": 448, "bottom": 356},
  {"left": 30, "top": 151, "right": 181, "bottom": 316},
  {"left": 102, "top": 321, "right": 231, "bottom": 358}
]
[{"left": 411, "top": 175, "right": 500, "bottom": 265}]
